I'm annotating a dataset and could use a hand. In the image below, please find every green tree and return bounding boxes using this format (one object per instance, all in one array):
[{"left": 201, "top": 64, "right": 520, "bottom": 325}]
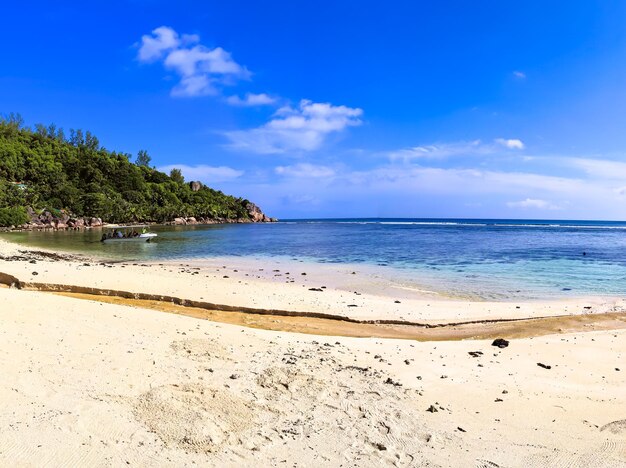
[
  {"left": 169, "top": 168, "right": 185, "bottom": 185},
  {"left": 135, "top": 149, "right": 151, "bottom": 167},
  {"left": 0, "top": 114, "right": 261, "bottom": 225}
]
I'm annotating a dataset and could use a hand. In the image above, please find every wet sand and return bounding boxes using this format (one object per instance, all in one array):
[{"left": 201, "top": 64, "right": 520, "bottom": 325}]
[{"left": 53, "top": 291, "right": 626, "bottom": 341}]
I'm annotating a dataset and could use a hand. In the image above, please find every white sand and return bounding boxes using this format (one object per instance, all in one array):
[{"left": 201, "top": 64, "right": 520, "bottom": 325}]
[{"left": 0, "top": 238, "right": 625, "bottom": 467}]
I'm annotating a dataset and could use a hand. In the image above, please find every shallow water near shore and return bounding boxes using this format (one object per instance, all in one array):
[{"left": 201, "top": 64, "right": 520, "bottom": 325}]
[{"left": 4, "top": 218, "right": 626, "bottom": 300}]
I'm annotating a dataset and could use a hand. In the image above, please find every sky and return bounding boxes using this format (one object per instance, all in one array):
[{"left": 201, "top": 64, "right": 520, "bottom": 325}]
[{"left": 3, "top": 1, "right": 626, "bottom": 219}]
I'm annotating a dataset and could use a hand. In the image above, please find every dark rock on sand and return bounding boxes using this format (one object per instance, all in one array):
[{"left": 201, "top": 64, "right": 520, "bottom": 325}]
[
  {"left": 537, "top": 363, "right": 551, "bottom": 370},
  {"left": 384, "top": 377, "right": 402, "bottom": 387},
  {"left": 426, "top": 405, "right": 438, "bottom": 413},
  {"left": 491, "top": 338, "right": 509, "bottom": 349}
]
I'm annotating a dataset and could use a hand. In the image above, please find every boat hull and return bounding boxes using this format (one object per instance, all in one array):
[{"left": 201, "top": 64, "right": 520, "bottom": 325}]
[{"left": 102, "top": 234, "right": 157, "bottom": 243}]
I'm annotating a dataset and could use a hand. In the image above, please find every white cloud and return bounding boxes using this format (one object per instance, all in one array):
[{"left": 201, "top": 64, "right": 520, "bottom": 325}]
[
  {"left": 158, "top": 164, "right": 244, "bottom": 183},
  {"left": 513, "top": 71, "right": 526, "bottom": 79},
  {"left": 172, "top": 75, "right": 215, "bottom": 97},
  {"left": 138, "top": 26, "right": 249, "bottom": 97},
  {"left": 506, "top": 198, "right": 560, "bottom": 210},
  {"left": 226, "top": 93, "right": 277, "bottom": 107},
  {"left": 566, "top": 157, "right": 626, "bottom": 180},
  {"left": 138, "top": 26, "right": 181, "bottom": 62},
  {"left": 225, "top": 99, "right": 363, "bottom": 154},
  {"left": 387, "top": 140, "right": 484, "bottom": 161},
  {"left": 388, "top": 138, "right": 524, "bottom": 162},
  {"left": 495, "top": 138, "right": 525, "bottom": 150},
  {"left": 275, "top": 163, "right": 336, "bottom": 178}
]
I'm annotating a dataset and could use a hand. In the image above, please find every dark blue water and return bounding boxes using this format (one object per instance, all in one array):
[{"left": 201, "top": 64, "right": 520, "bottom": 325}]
[{"left": 5, "top": 218, "right": 626, "bottom": 299}]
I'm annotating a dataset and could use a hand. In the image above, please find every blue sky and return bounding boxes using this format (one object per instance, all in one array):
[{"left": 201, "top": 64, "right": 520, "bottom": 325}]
[{"left": 3, "top": 1, "right": 626, "bottom": 219}]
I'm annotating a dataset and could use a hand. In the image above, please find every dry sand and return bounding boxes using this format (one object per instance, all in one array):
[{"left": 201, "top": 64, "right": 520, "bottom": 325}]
[{"left": 0, "top": 238, "right": 625, "bottom": 467}]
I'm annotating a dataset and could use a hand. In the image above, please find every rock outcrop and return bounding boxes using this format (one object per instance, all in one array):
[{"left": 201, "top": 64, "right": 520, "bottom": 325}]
[
  {"left": 246, "top": 202, "right": 275, "bottom": 223},
  {"left": 20, "top": 208, "right": 104, "bottom": 231},
  {"left": 8, "top": 202, "right": 276, "bottom": 231},
  {"left": 189, "top": 181, "right": 203, "bottom": 192},
  {"left": 169, "top": 203, "right": 277, "bottom": 225}
]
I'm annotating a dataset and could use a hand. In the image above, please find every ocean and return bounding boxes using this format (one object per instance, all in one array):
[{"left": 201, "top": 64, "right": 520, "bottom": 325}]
[{"left": 4, "top": 218, "right": 626, "bottom": 300}]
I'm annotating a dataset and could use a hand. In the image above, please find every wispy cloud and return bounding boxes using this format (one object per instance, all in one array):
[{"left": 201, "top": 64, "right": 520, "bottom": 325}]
[
  {"left": 212, "top": 142, "right": 626, "bottom": 218},
  {"left": 566, "top": 157, "right": 626, "bottom": 180},
  {"left": 495, "top": 138, "right": 525, "bottom": 149},
  {"left": 387, "top": 138, "right": 525, "bottom": 162},
  {"left": 224, "top": 99, "right": 363, "bottom": 154},
  {"left": 506, "top": 198, "right": 560, "bottom": 210},
  {"left": 513, "top": 70, "right": 526, "bottom": 79},
  {"left": 226, "top": 93, "right": 277, "bottom": 107},
  {"left": 275, "top": 163, "right": 336, "bottom": 178},
  {"left": 137, "top": 26, "right": 250, "bottom": 97},
  {"left": 157, "top": 164, "right": 243, "bottom": 182}
]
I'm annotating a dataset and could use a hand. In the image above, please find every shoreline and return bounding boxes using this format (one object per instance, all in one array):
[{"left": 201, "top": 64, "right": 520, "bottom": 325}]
[
  {"left": 2, "top": 229, "right": 623, "bottom": 303},
  {"left": 1, "top": 237, "right": 624, "bottom": 324}
]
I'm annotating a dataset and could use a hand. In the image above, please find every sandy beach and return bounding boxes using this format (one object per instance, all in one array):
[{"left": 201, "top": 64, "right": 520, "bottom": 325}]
[{"left": 1, "top": 238, "right": 625, "bottom": 467}]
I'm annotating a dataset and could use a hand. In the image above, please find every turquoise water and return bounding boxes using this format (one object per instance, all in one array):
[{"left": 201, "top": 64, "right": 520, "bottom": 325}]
[{"left": 4, "top": 218, "right": 626, "bottom": 299}]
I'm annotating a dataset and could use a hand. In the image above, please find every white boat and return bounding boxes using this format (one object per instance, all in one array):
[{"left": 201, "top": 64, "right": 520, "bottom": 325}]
[{"left": 101, "top": 226, "right": 157, "bottom": 243}]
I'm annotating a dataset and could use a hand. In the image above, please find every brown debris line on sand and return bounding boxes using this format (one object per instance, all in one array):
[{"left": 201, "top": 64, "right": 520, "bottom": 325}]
[
  {"left": 48, "top": 290, "right": 626, "bottom": 341},
  {"left": 2, "top": 271, "right": 625, "bottom": 340},
  {"left": 0, "top": 272, "right": 22, "bottom": 289},
  {"left": 0, "top": 277, "right": 579, "bottom": 327}
]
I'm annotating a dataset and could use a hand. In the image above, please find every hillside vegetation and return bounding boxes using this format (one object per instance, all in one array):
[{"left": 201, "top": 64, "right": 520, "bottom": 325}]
[{"left": 0, "top": 113, "right": 260, "bottom": 227}]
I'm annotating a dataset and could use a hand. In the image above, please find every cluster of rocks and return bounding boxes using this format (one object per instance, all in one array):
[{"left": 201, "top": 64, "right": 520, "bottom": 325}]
[
  {"left": 16, "top": 208, "right": 103, "bottom": 231},
  {"left": 169, "top": 203, "right": 277, "bottom": 226},
  {"left": 168, "top": 216, "right": 278, "bottom": 226},
  {"left": 169, "top": 217, "right": 262, "bottom": 226},
  {"left": 5, "top": 199, "right": 276, "bottom": 231}
]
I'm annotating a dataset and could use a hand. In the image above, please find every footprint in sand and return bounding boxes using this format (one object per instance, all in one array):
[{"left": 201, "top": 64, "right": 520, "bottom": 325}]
[
  {"left": 601, "top": 419, "right": 626, "bottom": 435},
  {"left": 170, "top": 338, "right": 230, "bottom": 361},
  {"left": 475, "top": 460, "right": 501, "bottom": 468},
  {"left": 133, "top": 383, "right": 257, "bottom": 454},
  {"left": 521, "top": 438, "right": 626, "bottom": 468}
]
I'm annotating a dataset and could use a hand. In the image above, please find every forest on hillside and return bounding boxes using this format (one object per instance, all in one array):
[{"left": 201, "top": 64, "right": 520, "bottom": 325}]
[{"left": 0, "top": 113, "right": 255, "bottom": 227}]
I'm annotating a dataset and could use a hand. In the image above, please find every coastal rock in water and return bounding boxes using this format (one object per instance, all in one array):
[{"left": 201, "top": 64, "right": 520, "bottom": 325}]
[
  {"left": 245, "top": 202, "right": 275, "bottom": 223},
  {"left": 69, "top": 218, "right": 85, "bottom": 228},
  {"left": 173, "top": 217, "right": 187, "bottom": 225}
]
